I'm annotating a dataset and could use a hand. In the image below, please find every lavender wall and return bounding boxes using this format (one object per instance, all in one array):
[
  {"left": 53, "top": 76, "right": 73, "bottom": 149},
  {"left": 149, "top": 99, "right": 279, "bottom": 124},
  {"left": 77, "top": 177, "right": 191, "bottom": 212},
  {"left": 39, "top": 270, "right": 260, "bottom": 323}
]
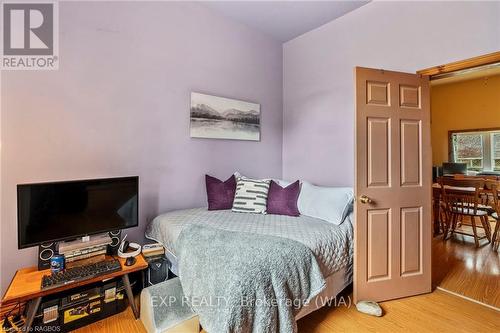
[
  {"left": 283, "top": 1, "right": 500, "bottom": 186},
  {"left": 0, "top": 2, "right": 283, "bottom": 293}
]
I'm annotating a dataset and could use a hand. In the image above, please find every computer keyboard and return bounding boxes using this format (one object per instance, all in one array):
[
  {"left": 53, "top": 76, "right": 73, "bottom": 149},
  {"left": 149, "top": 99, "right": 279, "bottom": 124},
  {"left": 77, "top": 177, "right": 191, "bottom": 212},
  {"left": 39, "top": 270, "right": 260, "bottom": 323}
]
[{"left": 41, "top": 259, "right": 122, "bottom": 290}]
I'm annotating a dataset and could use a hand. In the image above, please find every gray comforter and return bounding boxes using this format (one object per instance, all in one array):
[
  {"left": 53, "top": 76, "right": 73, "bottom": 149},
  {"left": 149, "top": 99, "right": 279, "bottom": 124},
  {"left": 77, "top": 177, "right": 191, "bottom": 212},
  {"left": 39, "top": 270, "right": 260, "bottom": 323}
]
[{"left": 176, "top": 224, "right": 326, "bottom": 333}]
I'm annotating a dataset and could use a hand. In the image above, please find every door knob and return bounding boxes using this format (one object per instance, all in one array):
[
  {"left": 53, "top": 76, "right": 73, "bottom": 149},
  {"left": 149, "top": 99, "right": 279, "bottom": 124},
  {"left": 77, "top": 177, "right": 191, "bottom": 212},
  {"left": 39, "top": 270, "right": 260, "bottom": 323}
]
[{"left": 359, "top": 195, "right": 372, "bottom": 204}]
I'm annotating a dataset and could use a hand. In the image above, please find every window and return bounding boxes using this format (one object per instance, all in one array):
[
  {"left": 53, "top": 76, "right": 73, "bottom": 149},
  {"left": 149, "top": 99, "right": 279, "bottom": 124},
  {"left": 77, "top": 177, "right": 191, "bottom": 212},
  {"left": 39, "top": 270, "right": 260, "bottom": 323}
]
[
  {"left": 450, "top": 129, "right": 500, "bottom": 172},
  {"left": 494, "top": 133, "right": 500, "bottom": 171},
  {"left": 452, "top": 133, "right": 483, "bottom": 170}
]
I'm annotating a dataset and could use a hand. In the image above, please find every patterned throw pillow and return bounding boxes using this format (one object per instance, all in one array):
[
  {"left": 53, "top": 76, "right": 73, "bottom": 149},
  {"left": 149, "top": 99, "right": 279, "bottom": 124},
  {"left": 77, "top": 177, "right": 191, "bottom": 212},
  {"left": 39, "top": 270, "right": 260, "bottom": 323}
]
[{"left": 232, "top": 177, "right": 271, "bottom": 214}]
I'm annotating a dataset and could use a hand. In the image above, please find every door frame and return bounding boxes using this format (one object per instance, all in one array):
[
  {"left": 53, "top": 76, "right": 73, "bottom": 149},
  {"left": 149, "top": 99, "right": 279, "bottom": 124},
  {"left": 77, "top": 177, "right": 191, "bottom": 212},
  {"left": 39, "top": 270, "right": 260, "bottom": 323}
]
[
  {"left": 417, "top": 51, "right": 500, "bottom": 77},
  {"left": 419, "top": 51, "right": 500, "bottom": 170},
  {"left": 415, "top": 50, "right": 500, "bottom": 290}
]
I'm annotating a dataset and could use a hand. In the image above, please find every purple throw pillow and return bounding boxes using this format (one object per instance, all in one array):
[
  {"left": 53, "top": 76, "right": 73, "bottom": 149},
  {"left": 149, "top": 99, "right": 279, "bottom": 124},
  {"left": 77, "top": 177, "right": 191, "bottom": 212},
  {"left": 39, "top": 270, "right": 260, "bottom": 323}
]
[
  {"left": 206, "top": 175, "right": 236, "bottom": 210},
  {"left": 267, "top": 180, "right": 300, "bottom": 216}
]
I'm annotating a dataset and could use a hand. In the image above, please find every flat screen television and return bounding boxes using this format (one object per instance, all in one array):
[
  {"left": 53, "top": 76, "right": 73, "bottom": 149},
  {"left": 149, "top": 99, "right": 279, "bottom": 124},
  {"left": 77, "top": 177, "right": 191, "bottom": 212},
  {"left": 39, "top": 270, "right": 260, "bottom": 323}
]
[
  {"left": 442, "top": 162, "right": 467, "bottom": 176},
  {"left": 17, "top": 176, "right": 138, "bottom": 249}
]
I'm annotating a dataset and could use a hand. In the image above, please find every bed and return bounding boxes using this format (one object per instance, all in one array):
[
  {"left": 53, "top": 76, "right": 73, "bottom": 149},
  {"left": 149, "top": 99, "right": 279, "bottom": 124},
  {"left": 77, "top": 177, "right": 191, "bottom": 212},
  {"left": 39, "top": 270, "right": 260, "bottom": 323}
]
[{"left": 145, "top": 207, "right": 354, "bottom": 320}]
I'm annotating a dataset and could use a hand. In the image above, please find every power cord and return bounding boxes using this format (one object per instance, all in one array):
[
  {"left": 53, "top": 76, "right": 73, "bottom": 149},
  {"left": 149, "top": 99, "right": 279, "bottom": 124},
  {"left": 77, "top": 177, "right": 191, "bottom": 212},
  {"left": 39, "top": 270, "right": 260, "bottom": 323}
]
[{"left": 1, "top": 302, "right": 22, "bottom": 331}]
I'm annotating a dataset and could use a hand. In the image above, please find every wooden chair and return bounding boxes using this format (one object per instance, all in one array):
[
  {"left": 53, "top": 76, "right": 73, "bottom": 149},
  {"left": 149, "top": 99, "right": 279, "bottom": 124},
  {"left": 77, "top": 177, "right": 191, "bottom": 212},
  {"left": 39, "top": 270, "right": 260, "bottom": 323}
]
[
  {"left": 439, "top": 177, "right": 491, "bottom": 247},
  {"left": 487, "top": 181, "right": 500, "bottom": 251}
]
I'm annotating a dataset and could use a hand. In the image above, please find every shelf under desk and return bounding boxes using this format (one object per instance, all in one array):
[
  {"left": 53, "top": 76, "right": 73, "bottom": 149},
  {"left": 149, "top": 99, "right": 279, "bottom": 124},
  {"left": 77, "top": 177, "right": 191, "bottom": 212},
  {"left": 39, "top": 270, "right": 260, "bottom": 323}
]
[{"left": 1, "top": 255, "right": 148, "bottom": 331}]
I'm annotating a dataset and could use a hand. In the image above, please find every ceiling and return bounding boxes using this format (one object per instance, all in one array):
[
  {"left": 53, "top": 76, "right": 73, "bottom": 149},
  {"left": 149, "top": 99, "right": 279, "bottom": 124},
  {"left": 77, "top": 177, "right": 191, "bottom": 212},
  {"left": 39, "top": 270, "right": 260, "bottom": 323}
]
[{"left": 201, "top": 1, "right": 369, "bottom": 43}]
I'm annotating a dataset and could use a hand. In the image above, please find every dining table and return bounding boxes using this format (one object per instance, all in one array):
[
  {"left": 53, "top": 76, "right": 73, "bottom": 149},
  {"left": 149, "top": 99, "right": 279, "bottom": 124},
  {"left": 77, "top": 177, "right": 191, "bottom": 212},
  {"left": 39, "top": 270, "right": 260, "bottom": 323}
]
[{"left": 432, "top": 178, "right": 499, "bottom": 236}]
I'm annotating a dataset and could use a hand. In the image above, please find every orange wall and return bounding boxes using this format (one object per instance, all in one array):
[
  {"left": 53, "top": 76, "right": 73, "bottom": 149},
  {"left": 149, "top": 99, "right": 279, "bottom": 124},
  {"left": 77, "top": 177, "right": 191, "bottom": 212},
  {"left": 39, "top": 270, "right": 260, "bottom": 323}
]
[{"left": 431, "top": 74, "right": 500, "bottom": 166}]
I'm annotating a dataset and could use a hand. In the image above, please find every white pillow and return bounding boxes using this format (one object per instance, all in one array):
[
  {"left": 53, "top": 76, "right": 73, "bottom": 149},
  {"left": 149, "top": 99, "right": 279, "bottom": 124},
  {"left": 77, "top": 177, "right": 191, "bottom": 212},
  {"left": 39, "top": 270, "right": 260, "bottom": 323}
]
[
  {"left": 274, "top": 179, "right": 296, "bottom": 187},
  {"left": 298, "top": 182, "right": 354, "bottom": 225}
]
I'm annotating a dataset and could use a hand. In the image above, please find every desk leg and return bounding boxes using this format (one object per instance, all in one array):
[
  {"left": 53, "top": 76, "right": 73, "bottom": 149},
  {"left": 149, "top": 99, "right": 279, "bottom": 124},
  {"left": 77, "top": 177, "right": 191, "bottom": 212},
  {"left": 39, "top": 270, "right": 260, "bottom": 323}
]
[
  {"left": 432, "top": 189, "right": 442, "bottom": 236},
  {"left": 122, "top": 273, "right": 139, "bottom": 319},
  {"left": 433, "top": 200, "right": 440, "bottom": 236},
  {"left": 24, "top": 296, "right": 42, "bottom": 331}
]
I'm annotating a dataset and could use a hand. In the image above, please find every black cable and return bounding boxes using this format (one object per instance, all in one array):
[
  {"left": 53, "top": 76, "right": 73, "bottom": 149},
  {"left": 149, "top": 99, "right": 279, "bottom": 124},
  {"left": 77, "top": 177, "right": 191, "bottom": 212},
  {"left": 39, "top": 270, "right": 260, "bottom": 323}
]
[
  {"left": 1, "top": 302, "right": 22, "bottom": 331},
  {"left": 2, "top": 302, "right": 20, "bottom": 320}
]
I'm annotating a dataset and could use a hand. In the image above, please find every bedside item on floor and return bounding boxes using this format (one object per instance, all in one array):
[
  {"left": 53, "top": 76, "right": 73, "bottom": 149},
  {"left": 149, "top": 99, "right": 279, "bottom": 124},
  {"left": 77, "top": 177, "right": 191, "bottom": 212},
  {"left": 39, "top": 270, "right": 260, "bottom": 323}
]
[
  {"left": 117, "top": 235, "right": 142, "bottom": 259},
  {"left": 144, "top": 255, "right": 170, "bottom": 286},
  {"left": 41, "top": 259, "right": 122, "bottom": 290},
  {"left": 356, "top": 300, "right": 383, "bottom": 317},
  {"left": 206, "top": 174, "right": 237, "bottom": 210},
  {"left": 141, "top": 277, "right": 199, "bottom": 333},
  {"left": 142, "top": 243, "right": 166, "bottom": 258}
]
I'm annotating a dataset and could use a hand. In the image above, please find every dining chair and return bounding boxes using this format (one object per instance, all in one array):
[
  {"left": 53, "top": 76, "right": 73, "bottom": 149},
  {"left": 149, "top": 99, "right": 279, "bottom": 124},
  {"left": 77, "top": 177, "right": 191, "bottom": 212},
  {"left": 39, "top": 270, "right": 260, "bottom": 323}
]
[
  {"left": 487, "top": 181, "right": 500, "bottom": 251},
  {"left": 439, "top": 177, "right": 491, "bottom": 247}
]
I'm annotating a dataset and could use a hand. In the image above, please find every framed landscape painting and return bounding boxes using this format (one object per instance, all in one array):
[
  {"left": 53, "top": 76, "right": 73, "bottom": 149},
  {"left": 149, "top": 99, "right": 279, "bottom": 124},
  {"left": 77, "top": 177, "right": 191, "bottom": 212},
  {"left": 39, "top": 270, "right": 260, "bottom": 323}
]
[{"left": 190, "top": 92, "right": 261, "bottom": 141}]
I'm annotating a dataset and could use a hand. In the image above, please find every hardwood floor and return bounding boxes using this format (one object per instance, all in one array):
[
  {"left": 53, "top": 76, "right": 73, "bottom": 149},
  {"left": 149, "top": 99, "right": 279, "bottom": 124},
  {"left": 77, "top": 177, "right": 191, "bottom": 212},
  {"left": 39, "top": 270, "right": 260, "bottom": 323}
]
[
  {"left": 74, "top": 306, "right": 146, "bottom": 333},
  {"left": 433, "top": 227, "right": 500, "bottom": 308},
  {"left": 297, "top": 289, "right": 499, "bottom": 332},
  {"left": 74, "top": 288, "right": 499, "bottom": 333}
]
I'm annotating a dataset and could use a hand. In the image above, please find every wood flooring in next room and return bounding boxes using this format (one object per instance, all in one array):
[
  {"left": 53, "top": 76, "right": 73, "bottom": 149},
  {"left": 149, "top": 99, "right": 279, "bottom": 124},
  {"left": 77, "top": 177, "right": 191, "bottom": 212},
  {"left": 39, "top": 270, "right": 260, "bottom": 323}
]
[{"left": 432, "top": 229, "right": 500, "bottom": 309}]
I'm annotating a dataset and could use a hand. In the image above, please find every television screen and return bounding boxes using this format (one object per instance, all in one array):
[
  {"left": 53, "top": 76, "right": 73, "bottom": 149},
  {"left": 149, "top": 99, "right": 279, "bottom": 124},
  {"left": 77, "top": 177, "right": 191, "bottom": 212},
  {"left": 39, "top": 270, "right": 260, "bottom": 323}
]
[
  {"left": 17, "top": 176, "right": 138, "bottom": 249},
  {"left": 442, "top": 162, "right": 467, "bottom": 176}
]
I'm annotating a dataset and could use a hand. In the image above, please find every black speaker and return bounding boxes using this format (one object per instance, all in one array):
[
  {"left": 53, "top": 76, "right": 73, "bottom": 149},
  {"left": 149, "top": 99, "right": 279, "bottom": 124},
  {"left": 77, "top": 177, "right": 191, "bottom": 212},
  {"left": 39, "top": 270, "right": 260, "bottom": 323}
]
[
  {"left": 145, "top": 256, "right": 170, "bottom": 286},
  {"left": 38, "top": 242, "right": 57, "bottom": 270},
  {"left": 107, "top": 230, "right": 122, "bottom": 255}
]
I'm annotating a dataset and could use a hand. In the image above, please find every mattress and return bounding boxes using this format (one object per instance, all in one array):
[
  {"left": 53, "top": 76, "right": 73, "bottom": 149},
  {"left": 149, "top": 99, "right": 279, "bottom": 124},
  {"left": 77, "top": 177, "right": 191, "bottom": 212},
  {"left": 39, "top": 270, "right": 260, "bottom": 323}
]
[{"left": 145, "top": 207, "right": 354, "bottom": 278}]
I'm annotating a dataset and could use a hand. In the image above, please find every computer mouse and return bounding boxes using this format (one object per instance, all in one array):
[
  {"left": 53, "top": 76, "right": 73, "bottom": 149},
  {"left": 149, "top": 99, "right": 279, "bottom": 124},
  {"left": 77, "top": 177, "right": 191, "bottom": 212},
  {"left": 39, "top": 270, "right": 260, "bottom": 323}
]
[{"left": 125, "top": 256, "right": 136, "bottom": 266}]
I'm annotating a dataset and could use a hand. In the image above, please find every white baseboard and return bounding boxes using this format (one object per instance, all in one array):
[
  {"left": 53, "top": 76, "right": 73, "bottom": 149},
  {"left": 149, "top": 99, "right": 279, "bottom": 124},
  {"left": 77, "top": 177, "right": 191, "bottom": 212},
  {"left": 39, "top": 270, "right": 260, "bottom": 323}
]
[{"left": 436, "top": 286, "right": 500, "bottom": 312}]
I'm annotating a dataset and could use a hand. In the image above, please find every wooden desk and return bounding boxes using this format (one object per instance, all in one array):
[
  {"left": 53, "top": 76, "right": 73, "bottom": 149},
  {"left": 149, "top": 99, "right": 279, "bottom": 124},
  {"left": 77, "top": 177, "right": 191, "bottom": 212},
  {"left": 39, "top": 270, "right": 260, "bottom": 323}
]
[{"left": 1, "top": 255, "right": 148, "bottom": 331}]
